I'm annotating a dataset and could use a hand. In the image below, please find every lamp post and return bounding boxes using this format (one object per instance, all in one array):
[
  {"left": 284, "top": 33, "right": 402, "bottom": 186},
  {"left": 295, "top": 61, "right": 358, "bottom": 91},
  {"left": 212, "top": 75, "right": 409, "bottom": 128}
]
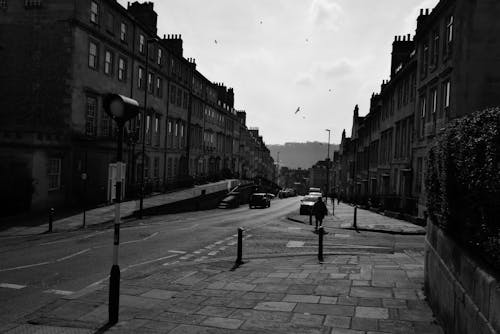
[
  {"left": 276, "top": 151, "right": 280, "bottom": 186},
  {"left": 139, "top": 38, "right": 159, "bottom": 219},
  {"left": 325, "top": 129, "right": 331, "bottom": 201},
  {"left": 103, "top": 94, "right": 140, "bottom": 325}
]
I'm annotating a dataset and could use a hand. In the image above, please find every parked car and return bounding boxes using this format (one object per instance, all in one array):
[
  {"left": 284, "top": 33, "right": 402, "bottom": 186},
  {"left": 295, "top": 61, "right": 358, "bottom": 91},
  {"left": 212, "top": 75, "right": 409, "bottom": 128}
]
[
  {"left": 309, "top": 191, "right": 323, "bottom": 197},
  {"left": 218, "top": 193, "right": 240, "bottom": 209},
  {"left": 299, "top": 195, "right": 321, "bottom": 215},
  {"left": 309, "top": 187, "right": 321, "bottom": 194},
  {"left": 249, "top": 193, "right": 271, "bottom": 209}
]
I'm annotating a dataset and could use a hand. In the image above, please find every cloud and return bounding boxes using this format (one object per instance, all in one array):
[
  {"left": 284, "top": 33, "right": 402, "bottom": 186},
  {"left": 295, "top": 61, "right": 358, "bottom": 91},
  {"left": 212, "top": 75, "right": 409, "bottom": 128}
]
[
  {"left": 318, "top": 59, "right": 354, "bottom": 78},
  {"left": 309, "top": 0, "right": 344, "bottom": 31},
  {"left": 295, "top": 74, "right": 314, "bottom": 86}
]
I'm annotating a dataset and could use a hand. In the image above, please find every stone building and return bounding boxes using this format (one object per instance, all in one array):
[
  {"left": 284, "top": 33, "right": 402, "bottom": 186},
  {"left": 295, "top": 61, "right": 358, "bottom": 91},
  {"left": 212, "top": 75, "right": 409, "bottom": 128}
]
[
  {"left": 0, "top": 0, "right": 275, "bottom": 215},
  {"left": 334, "top": 0, "right": 500, "bottom": 218}
]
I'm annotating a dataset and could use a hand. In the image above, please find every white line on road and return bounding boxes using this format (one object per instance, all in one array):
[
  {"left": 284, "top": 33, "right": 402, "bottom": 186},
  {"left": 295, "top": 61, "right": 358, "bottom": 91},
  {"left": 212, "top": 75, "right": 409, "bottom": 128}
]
[
  {"left": 43, "top": 289, "right": 74, "bottom": 296},
  {"left": 122, "top": 232, "right": 159, "bottom": 245},
  {"left": 56, "top": 248, "right": 91, "bottom": 262},
  {"left": 0, "top": 283, "right": 26, "bottom": 289},
  {"left": 227, "top": 241, "right": 236, "bottom": 246},
  {"left": 214, "top": 241, "right": 223, "bottom": 245},
  {"left": 168, "top": 250, "right": 187, "bottom": 254},
  {"left": 207, "top": 251, "right": 218, "bottom": 256},
  {"left": 162, "top": 261, "right": 179, "bottom": 266},
  {"left": 0, "top": 261, "right": 51, "bottom": 273},
  {"left": 219, "top": 247, "right": 226, "bottom": 251},
  {"left": 126, "top": 254, "right": 178, "bottom": 269}
]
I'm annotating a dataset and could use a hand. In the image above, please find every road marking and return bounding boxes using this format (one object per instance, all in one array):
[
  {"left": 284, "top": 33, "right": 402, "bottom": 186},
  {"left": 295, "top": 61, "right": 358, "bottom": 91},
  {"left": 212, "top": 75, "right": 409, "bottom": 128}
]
[
  {"left": 180, "top": 254, "right": 193, "bottom": 260},
  {"left": 44, "top": 289, "right": 73, "bottom": 296},
  {"left": 227, "top": 241, "right": 236, "bottom": 246},
  {"left": 174, "top": 271, "right": 197, "bottom": 283},
  {"left": 168, "top": 250, "right": 187, "bottom": 254},
  {"left": 219, "top": 247, "right": 226, "bottom": 251},
  {"left": 286, "top": 241, "right": 305, "bottom": 248},
  {"left": 39, "top": 231, "right": 109, "bottom": 246},
  {"left": 0, "top": 283, "right": 26, "bottom": 289},
  {"left": 193, "top": 250, "right": 202, "bottom": 254},
  {"left": 224, "top": 237, "right": 233, "bottom": 241},
  {"left": 122, "top": 232, "right": 159, "bottom": 245},
  {"left": 0, "top": 261, "right": 51, "bottom": 272},
  {"left": 162, "top": 261, "right": 179, "bottom": 266},
  {"left": 207, "top": 251, "right": 218, "bottom": 256},
  {"left": 127, "top": 254, "right": 178, "bottom": 268},
  {"left": 56, "top": 248, "right": 91, "bottom": 262},
  {"left": 214, "top": 241, "right": 223, "bottom": 245},
  {"left": 194, "top": 256, "right": 208, "bottom": 262}
]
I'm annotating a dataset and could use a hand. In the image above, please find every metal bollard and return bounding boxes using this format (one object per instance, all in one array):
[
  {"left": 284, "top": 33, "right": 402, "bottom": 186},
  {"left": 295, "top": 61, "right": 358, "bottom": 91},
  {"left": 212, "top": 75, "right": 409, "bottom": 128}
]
[
  {"left": 353, "top": 206, "right": 358, "bottom": 230},
  {"left": 309, "top": 211, "right": 312, "bottom": 226},
  {"left": 48, "top": 207, "right": 54, "bottom": 233},
  {"left": 318, "top": 226, "right": 324, "bottom": 262},
  {"left": 236, "top": 227, "right": 244, "bottom": 265},
  {"left": 332, "top": 201, "right": 335, "bottom": 216}
]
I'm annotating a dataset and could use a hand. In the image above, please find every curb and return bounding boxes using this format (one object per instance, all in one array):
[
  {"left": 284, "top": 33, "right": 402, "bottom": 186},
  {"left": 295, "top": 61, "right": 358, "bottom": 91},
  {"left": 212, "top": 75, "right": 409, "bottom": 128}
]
[{"left": 340, "top": 226, "right": 426, "bottom": 235}]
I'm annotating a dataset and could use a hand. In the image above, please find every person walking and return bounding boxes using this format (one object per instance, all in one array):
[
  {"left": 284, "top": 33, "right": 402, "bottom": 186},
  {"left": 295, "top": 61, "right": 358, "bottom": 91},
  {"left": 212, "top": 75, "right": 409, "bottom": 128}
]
[{"left": 312, "top": 197, "right": 328, "bottom": 229}]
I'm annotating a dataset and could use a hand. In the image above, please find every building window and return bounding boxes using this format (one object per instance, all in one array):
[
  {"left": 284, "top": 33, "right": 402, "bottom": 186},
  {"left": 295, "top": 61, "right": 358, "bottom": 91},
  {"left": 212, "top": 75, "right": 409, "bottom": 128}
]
[
  {"left": 118, "top": 57, "right": 127, "bottom": 81},
  {"left": 139, "top": 34, "right": 145, "bottom": 54},
  {"left": 156, "top": 77, "right": 162, "bottom": 97},
  {"left": 154, "top": 116, "right": 160, "bottom": 146},
  {"left": 0, "top": 0, "right": 8, "bottom": 10},
  {"left": 169, "top": 85, "right": 176, "bottom": 103},
  {"left": 106, "top": 12, "right": 114, "bottom": 34},
  {"left": 48, "top": 158, "right": 61, "bottom": 191},
  {"left": 90, "top": 1, "right": 99, "bottom": 24},
  {"left": 120, "top": 22, "right": 127, "bottom": 42},
  {"left": 422, "top": 40, "right": 429, "bottom": 77},
  {"left": 444, "top": 15, "right": 453, "bottom": 56},
  {"left": 147, "top": 72, "right": 153, "bottom": 93},
  {"left": 146, "top": 115, "right": 151, "bottom": 144},
  {"left": 442, "top": 80, "right": 451, "bottom": 117},
  {"left": 176, "top": 88, "right": 182, "bottom": 106},
  {"left": 88, "top": 41, "right": 98, "bottom": 69},
  {"left": 431, "top": 30, "right": 439, "bottom": 68},
  {"left": 430, "top": 88, "right": 438, "bottom": 120},
  {"left": 183, "top": 92, "right": 188, "bottom": 109},
  {"left": 138, "top": 67, "right": 144, "bottom": 89},
  {"left": 101, "top": 111, "right": 111, "bottom": 137},
  {"left": 104, "top": 50, "right": 113, "bottom": 75},
  {"left": 153, "top": 157, "right": 160, "bottom": 178},
  {"left": 419, "top": 95, "right": 426, "bottom": 138},
  {"left": 86, "top": 96, "right": 97, "bottom": 136},
  {"left": 157, "top": 48, "right": 162, "bottom": 65}
]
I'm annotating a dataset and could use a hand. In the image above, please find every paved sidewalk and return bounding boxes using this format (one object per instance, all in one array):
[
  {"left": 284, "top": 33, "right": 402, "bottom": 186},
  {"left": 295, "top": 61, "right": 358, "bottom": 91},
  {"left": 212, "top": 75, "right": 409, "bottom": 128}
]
[
  {"left": 0, "top": 180, "right": 237, "bottom": 237},
  {"left": 288, "top": 202, "right": 425, "bottom": 235},
  {"left": 5, "top": 251, "right": 443, "bottom": 334}
]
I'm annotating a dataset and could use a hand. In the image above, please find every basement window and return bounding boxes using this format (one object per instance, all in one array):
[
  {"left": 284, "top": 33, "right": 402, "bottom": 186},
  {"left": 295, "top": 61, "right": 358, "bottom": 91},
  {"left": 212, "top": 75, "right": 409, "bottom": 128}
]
[{"left": 25, "top": 0, "right": 42, "bottom": 8}]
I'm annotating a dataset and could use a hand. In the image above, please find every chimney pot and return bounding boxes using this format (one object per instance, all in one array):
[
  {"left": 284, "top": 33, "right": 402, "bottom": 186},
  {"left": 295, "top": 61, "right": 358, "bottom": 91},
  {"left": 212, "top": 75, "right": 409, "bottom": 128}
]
[
  {"left": 426, "top": 8, "right": 429, "bottom": 15},
  {"left": 407, "top": 34, "right": 411, "bottom": 41}
]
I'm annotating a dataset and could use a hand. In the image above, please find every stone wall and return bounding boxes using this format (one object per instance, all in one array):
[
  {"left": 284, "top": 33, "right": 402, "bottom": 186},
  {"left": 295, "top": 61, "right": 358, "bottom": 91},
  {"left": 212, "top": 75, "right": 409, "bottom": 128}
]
[{"left": 424, "top": 222, "right": 500, "bottom": 334}]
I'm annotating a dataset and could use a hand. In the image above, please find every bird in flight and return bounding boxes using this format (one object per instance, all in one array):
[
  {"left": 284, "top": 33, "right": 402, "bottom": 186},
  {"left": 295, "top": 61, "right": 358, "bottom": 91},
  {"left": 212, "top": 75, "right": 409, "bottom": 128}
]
[{"left": 295, "top": 107, "right": 300, "bottom": 114}]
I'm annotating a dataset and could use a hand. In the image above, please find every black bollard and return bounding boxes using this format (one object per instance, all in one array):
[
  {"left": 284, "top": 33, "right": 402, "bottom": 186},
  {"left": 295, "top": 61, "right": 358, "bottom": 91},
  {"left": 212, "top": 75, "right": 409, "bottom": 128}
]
[
  {"left": 332, "top": 201, "right": 335, "bottom": 216},
  {"left": 236, "top": 228, "right": 244, "bottom": 265},
  {"left": 309, "top": 210, "right": 312, "bottom": 226},
  {"left": 48, "top": 207, "right": 54, "bottom": 233},
  {"left": 353, "top": 206, "right": 358, "bottom": 230},
  {"left": 318, "top": 226, "right": 324, "bottom": 262}
]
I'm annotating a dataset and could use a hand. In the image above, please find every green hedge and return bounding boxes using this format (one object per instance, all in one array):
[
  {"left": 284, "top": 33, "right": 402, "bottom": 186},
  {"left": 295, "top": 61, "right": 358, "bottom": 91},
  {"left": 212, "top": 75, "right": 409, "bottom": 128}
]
[{"left": 426, "top": 107, "right": 500, "bottom": 272}]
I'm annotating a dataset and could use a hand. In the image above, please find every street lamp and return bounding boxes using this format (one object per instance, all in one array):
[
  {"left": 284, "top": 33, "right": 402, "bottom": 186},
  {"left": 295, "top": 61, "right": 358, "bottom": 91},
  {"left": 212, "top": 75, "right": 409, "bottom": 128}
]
[
  {"left": 325, "top": 129, "right": 331, "bottom": 201},
  {"left": 139, "top": 38, "right": 159, "bottom": 219},
  {"left": 103, "top": 94, "right": 140, "bottom": 325}
]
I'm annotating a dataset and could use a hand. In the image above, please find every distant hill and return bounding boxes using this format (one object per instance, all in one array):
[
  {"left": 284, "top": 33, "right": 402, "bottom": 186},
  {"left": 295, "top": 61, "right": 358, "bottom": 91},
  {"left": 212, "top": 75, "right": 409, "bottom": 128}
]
[{"left": 268, "top": 142, "right": 339, "bottom": 169}]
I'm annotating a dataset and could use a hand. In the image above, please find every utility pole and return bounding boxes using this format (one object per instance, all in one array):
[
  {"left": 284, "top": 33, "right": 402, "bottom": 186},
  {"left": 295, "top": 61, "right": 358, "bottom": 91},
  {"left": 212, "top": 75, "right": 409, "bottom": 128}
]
[
  {"left": 276, "top": 151, "right": 280, "bottom": 186},
  {"left": 325, "top": 129, "right": 331, "bottom": 201}
]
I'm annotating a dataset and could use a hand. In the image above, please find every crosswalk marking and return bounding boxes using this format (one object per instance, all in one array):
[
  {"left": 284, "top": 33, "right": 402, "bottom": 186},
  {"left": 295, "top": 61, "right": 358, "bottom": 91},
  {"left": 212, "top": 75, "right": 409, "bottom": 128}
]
[
  {"left": 0, "top": 283, "right": 26, "bottom": 290},
  {"left": 44, "top": 289, "right": 73, "bottom": 296}
]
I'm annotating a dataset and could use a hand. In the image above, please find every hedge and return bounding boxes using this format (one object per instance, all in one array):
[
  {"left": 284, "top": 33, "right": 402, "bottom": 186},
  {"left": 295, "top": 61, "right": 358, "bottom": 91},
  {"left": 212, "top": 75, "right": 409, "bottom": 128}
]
[{"left": 426, "top": 107, "right": 500, "bottom": 272}]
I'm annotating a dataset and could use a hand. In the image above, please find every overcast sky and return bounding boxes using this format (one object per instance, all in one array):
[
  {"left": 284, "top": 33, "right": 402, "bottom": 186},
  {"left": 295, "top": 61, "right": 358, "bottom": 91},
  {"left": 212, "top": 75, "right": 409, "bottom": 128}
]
[{"left": 118, "top": 0, "right": 439, "bottom": 145}]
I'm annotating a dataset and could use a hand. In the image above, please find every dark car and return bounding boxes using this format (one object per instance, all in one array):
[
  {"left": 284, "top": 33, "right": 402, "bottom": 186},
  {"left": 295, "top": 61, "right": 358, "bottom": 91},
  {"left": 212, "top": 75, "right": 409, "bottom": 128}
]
[
  {"left": 249, "top": 193, "right": 271, "bottom": 209},
  {"left": 218, "top": 193, "right": 240, "bottom": 209}
]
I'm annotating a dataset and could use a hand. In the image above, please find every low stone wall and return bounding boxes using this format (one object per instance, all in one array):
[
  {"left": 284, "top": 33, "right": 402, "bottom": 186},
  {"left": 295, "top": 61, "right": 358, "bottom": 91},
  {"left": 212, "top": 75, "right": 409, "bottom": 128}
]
[{"left": 424, "top": 222, "right": 500, "bottom": 334}]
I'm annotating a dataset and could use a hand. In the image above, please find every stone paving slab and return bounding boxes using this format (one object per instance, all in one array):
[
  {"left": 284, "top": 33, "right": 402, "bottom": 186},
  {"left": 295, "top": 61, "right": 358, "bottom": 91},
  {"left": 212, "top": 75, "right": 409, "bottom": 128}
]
[{"left": 7, "top": 250, "right": 444, "bottom": 334}]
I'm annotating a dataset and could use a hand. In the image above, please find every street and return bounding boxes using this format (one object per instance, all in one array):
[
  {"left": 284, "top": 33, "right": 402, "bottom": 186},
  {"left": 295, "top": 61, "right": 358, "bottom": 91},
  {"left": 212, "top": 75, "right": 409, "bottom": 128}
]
[
  {"left": 0, "top": 198, "right": 439, "bottom": 333},
  {"left": 0, "top": 197, "right": 299, "bottom": 326}
]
